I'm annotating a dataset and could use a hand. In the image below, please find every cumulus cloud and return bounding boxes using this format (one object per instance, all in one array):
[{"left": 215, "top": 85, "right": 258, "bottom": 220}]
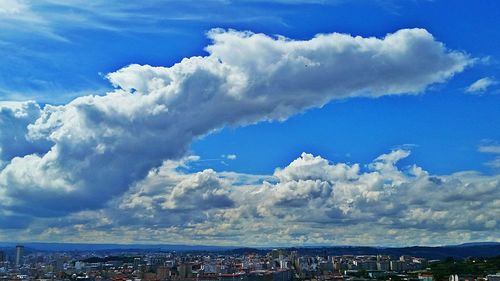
[
  {"left": 0, "top": 101, "right": 49, "bottom": 167},
  {"left": 0, "top": 28, "right": 471, "bottom": 218},
  {"left": 157, "top": 150, "right": 498, "bottom": 245},
  {"left": 466, "top": 77, "right": 498, "bottom": 93},
  {"left": 18, "top": 149, "right": 497, "bottom": 246}
]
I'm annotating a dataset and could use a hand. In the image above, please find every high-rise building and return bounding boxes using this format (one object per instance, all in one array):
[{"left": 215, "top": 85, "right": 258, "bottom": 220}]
[
  {"left": 15, "top": 245, "right": 24, "bottom": 267},
  {"left": 0, "top": 251, "right": 5, "bottom": 263},
  {"left": 400, "top": 255, "right": 412, "bottom": 262},
  {"left": 178, "top": 263, "right": 193, "bottom": 278},
  {"left": 377, "top": 261, "right": 390, "bottom": 271},
  {"left": 390, "top": 260, "right": 406, "bottom": 272},
  {"left": 271, "top": 249, "right": 280, "bottom": 260},
  {"left": 133, "top": 257, "right": 142, "bottom": 270}
]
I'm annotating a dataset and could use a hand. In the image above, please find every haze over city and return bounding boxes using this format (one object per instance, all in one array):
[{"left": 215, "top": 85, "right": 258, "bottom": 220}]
[{"left": 0, "top": 0, "right": 499, "bottom": 248}]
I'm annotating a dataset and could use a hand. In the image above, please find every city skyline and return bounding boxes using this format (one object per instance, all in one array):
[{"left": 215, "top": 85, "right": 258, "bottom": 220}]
[
  {"left": 0, "top": 1, "right": 499, "bottom": 246},
  {"left": 0, "top": 242, "right": 498, "bottom": 281}
]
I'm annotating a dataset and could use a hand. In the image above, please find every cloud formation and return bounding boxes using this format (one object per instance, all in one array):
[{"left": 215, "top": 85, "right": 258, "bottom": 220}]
[
  {"left": 0, "top": 28, "right": 487, "bottom": 245},
  {"left": 7, "top": 149, "right": 498, "bottom": 246},
  {"left": 479, "top": 142, "right": 500, "bottom": 169},
  {"left": 0, "top": 0, "right": 27, "bottom": 15},
  {"left": 466, "top": 77, "right": 498, "bottom": 93},
  {"left": 0, "top": 0, "right": 301, "bottom": 41},
  {"left": 0, "top": 28, "right": 471, "bottom": 217},
  {"left": 225, "top": 154, "right": 237, "bottom": 160},
  {"left": 0, "top": 101, "right": 48, "bottom": 167},
  {"left": 112, "top": 150, "right": 499, "bottom": 245}
]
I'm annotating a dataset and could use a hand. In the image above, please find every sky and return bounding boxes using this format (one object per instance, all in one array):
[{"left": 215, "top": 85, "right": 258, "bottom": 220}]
[{"left": 0, "top": 0, "right": 499, "bottom": 246}]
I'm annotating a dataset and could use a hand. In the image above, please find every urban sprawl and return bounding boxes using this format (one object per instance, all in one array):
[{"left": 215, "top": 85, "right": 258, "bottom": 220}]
[{"left": 0, "top": 245, "right": 499, "bottom": 281}]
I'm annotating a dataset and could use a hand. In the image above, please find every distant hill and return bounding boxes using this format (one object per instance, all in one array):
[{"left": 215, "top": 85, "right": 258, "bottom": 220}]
[
  {"left": 0, "top": 242, "right": 236, "bottom": 252},
  {"left": 293, "top": 244, "right": 500, "bottom": 259},
  {"left": 225, "top": 244, "right": 500, "bottom": 259},
  {"left": 0, "top": 242, "right": 498, "bottom": 260},
  {"left": 445, "top": 242, "right": 500, "bottom": 247}
]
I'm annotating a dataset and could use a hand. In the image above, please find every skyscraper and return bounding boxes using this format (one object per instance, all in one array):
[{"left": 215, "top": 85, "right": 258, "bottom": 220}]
[{"left": 15, "top": 245, "right": 24, "bottom": 267}]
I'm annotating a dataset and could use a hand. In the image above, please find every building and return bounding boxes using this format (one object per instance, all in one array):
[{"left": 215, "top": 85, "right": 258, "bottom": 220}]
[
  {"left": 358, "top": 260, "right": 377, "bottom": 271},
  {"left": 400, "top": 256, "right": 412, "bottom": 262},
  {"left": 273, "top": 270, "right": 293, "bottom": 281},
  {"left": 178, "top": 263, "right": 193, "bottom": 278},
  {"left": 133, "top": 257, "right": 142, "bottom": 269},
  {"left": 377, "top": 261, "right": 390, "bottom": 271},
  {"left": 319, "top": 261, "right": 334, "bottom": 273},
  {"left": 15, "top": 245, "right": 24, "bottom": 267},
  {"left": 449, "top": 274, "right": 477, "bottom": 281},
  {"left": 390, "top": 260, "right": 406, "bottom": 272},
  {"left": 157, "top": 265, "right": 171, "bottom": 280},
  {"left": 419, "top": 273, "right": 434, "bottom": 281},
  {"left": 271, "top": 249, "right": 280, "bottom": 260},
  {"left": 75, "top": 261, "right": 84, "bottom": 271}
]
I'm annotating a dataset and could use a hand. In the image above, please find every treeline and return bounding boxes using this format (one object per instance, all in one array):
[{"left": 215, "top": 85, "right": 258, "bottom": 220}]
[{"left": 429, "top": 256, "right": 500, "bottom": 281}]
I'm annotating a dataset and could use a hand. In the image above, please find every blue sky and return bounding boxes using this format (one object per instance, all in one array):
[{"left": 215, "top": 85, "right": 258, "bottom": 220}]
[
  {"left": 0, "top": 0, "right": 499, "bottom": 246},
  {"left": 2, "top": 0, "right": 499, "bottom": 175}
]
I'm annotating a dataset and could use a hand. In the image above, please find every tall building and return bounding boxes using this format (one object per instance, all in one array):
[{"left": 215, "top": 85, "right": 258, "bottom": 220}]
[
  {"left": 15, "top": 245, "right": 24, "bottom": 267},
  {"left": 400, "top": 255, "right": 412, "bottom": 262},
  {"left": 377, "top": 261, "right": 390, "bottom": 271},
  {"left": 271, "top": 249, "right": 280, "bottom": 260},
  {"left": 178, "top": 263, "right": 193, "bottom": 279},
  {"left": 133, "top": 257, "right": 141, "bottom": 270},
  {"left": 390, "top": 260, "right": 406, "bottom": 272},
  {"left": 0, "top": 251, "right": 5, "bottom": 263}
]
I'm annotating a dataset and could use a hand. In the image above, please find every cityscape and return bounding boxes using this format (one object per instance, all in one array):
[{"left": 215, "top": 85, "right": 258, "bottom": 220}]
[
  {"left": 0, "top": 2, "right": 499, "bottom": 281},
  {"left": 0, "top": 244, "right": 499, "bottom": 281}
]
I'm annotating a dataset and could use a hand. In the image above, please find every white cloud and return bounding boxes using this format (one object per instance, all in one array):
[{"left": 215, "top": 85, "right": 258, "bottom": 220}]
[
  {"left": 466, "top": 77, "right": 498, "bottom": 93},
  {"left": 0, "top": 101, "right": 49, "bottom": 167},
  {"left": 13, "top": 149, "right": 497, "bottom": 246},
  {"left": 479, "top": 144, "right": 500, "bottom": 154},
  {"left": 274, "top": 152, "right": 359, "bottom": 182},
  {"left": 485, "top": 158, "right": 500, "bottom": 169},
  {"left": 226, "top": 154, "right": 237, "bottom": 160},
  {"left": 0, "top": 0, "right": 27, "bottom": 15},
  {"left": 0, "top": 28, "right": 471, "bottom": 217},
  {"left": 479, "top": 142, "right": 500, "bottom": 169}
]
